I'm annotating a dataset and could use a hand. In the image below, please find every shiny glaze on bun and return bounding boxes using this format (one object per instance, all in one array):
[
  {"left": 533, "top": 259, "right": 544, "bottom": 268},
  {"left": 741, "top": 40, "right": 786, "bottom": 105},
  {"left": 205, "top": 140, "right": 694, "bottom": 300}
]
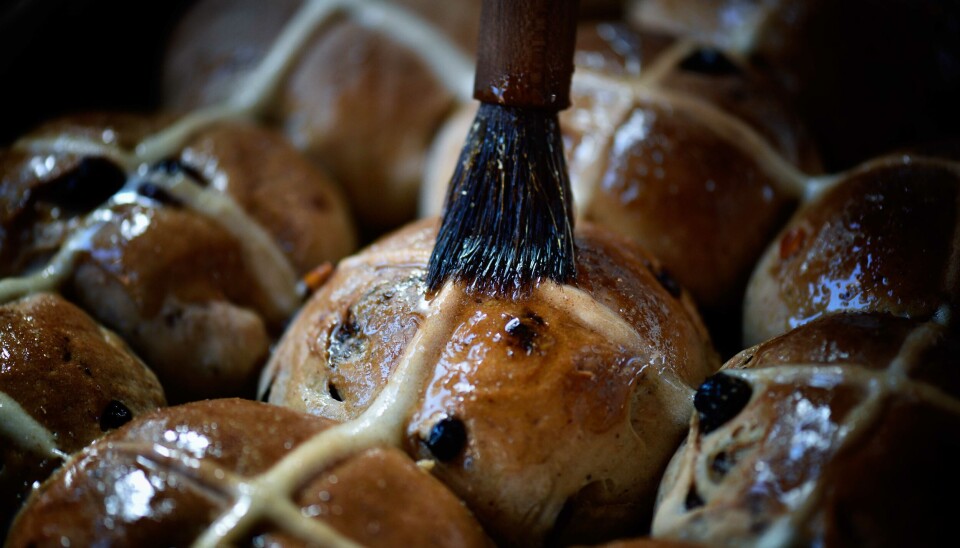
[
  {"left": 744, "top": 154, "right": 960, "bottom": 345},
  {"left": 264, "top": 218, "right": 719, "bottom": 545},
  {"left": 1, "top": 114, "right": 356, "bottom": 401},
  {"left": 654, "top": 313, "right": 960, "bottom": 545},
  {"left": 0, "top": 293, "right": 165, "bottom": 533},
  {"left": 8, "top": 398, "right": 490, "bottom": 547}
]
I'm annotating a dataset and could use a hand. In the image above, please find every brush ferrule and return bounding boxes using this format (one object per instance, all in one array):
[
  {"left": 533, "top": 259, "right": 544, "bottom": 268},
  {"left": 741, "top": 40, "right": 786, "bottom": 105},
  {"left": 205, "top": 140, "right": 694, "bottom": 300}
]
[{"left": 473, "top": 0, "right": 579, "bottom": 109}]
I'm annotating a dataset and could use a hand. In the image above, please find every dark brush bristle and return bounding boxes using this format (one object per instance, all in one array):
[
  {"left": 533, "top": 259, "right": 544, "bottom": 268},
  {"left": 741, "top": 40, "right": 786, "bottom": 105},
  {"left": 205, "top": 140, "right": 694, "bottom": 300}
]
[{"left": 426, "top": 103, "right": 576, "bottom": 296}]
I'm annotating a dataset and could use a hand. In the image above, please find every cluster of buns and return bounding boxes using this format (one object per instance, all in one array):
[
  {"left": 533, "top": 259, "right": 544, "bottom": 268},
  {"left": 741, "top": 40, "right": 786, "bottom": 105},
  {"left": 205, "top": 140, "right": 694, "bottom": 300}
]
[
  {"left": 2, "top": 114, "right": 356, "bottom": 402},
  {"left": 2, "top": 0, "right": 957, "bottom": 546}
]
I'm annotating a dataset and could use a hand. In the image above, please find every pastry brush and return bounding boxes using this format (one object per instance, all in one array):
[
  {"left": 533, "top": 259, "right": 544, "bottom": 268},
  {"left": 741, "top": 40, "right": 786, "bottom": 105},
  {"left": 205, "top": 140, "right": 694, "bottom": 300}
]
[{"left": 426, "top": 0, "right": 580, "bottom": 296}]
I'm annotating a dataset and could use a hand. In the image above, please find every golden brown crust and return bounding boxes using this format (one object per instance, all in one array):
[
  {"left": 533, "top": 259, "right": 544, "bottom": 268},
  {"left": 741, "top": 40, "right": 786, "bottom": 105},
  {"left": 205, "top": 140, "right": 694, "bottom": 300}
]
[
  {"left": 282, "top": 448, "right": 490, "bottom": 547},
  {"left": 24, "top": 112, "right": 181, "bottom": 151},
  {"left": 8, "top": 399, "right": 490, "bottom": 547},
  {"left": 0, "top": 146, "right": 124, "bottom": 277},
  {"left": 1, "top": 113, "right": 358, "bottom": 402},
  {"left": 568, "top": 28, "right": 815, "bottom": 310},
  {"left": 163, "top": 0, "right": 481, "bottom": 231},
  {"left": 744, "top": 157, "right": 960, "bottom": 345},
  {"left": 0, "top": 293, "right": 165, "bottom": 531},
  {"left": 0, "top": 294, "right": 166, "bottom": 448},
  {"left": 572, "top": 23, "right": 819, "bottom": 170},
  {"left": 162, "top": 0, "right": 480, "bottom": 109},
  {"left": 573, "top": 22, "right": 672, "bottom": 78},
  {"left": 279, "top": 17, "right": 457, "bottom": 230},
  {"left": 811, "top": 399, "right": 960, "bottom": 546},
  {"left": 579, "top": 99, "right": 796, "bottom": 308},
  {"left": 0, "top": 151, "right": 64, "bottom": 275},
  {"left": 71, "top": 261, "right": 272, "bottom": 403},
  {"left": 627, "top": 0, "right": 771, "bottom": 54},
  {"left": 732, "top": 312, "right": 960, "bottom": 401},
  {"left": 65, "top": 186, "right": 274, "bottom": 402},
  {"left": 733, "top": 313, "right": 925, "bottom": 366},
  {"left": 426, "top": 22, "right": 816, "bottom": 318},
  {"left": 630, "top": 0, "right": 960, "bottom": 169},
  {"left": 181, "top": 122, "right": 357, "bottom": 274},
  {"left": 652, "top": 314, "right": 960, "bottom": 545},
  {"left": 265, "top": 218, "right": 719, "bottom": 545},
  {"left": 655, "top": 58, "right": 820, "bottom": 173},
  {"left": 78, "top": 203, "right": 264, "bottom": 318},
  {"left": 161, "top": 0, "right": 303, "bottom": 110}
]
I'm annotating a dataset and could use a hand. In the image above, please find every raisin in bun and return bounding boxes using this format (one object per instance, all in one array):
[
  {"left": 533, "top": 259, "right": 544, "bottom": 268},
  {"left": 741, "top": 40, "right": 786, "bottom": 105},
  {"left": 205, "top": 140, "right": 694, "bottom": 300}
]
[
  {"left": 743, "top": 153, "right": 960, "bottom": 346},
  {"left": 629, "top": 0, "right": 960, "bottom": 169},
  {"left": 0, "top": 113, "right": 356, "bottom": 401},
  {"left": 262, "top": 218, "right": 719, "bottom": 545},
  {"left": 424, "top": 22, "right": 817, "bottom": 353},
  {"left": 652, "top": 313, "right": 960, "bottom": 546},
  {"left": 7, "top": 398, "right": 490, "bottom": 547},
  {"left": 0, "top": 293, "right": 165, "bottom": 534},
  {"left": 163, "top": 0, "right": 481, "bottom": 232}
]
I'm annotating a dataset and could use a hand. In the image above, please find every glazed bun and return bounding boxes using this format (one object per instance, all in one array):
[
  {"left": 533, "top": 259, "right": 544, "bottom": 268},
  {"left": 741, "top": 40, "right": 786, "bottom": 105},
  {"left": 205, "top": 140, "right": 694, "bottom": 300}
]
[
  {"left": 164, "top": 0, "right": 480, "bottom": 232},
  {"left": 0, "top": 293, "right": 165, "bottom": 533},
  {"left": 7, "top": 398, "right": 490, "bottom": 547},
  {"left": 744, "top": 153, "right": 960, "bottom": 346},
  {"left": 1, "top": 113, "right": 356, "bottom": 401},
  {"left": 653, "top": 313, "right": 960, "bottom": 545},
  {"left": 263, "top": 218, "right": 719, "bottom": 545},
  {"left": 424, "top": 22, "right": 817, "bottom": 329},
  {"left": 627, "top": 0, "right": 782, "bottom": 53},
  {"left": 6, "top": 2, "right": 956, "bottom": 546},
  {"left": 629, "top": 0, "right": 960, "bottom": 168}
]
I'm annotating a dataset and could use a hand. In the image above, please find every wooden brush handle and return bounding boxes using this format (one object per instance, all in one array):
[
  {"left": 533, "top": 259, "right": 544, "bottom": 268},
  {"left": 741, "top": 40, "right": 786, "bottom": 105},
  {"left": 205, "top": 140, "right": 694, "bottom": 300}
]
[{"left": 473, "top": 0, "right": 580, "bottom": 110}]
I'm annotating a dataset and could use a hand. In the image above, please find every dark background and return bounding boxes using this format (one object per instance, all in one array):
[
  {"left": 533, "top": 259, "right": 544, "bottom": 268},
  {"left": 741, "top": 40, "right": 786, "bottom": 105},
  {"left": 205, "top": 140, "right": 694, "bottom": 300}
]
[
  {"left": 0, "top": 0, "right": 194, "bottom": 144},
  {"left": 1, "top": 0, "right": 959, "bottom": 169}
]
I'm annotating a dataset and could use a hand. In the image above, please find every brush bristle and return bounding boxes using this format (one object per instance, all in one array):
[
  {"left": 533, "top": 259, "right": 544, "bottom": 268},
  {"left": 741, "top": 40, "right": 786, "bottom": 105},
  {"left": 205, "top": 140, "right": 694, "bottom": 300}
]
[{"left": 426, "top": 103, "right": 576, "bottom": 296}]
